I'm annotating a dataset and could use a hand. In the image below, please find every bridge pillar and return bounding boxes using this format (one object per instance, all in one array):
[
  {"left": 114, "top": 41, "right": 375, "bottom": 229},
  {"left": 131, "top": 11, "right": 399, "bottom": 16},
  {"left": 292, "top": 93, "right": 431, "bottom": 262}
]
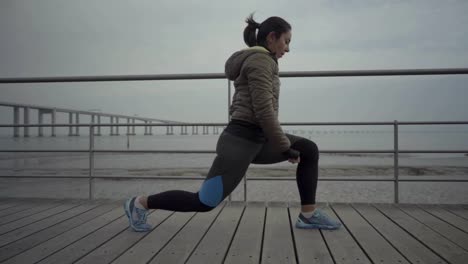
[
  {"left": 144, "top": 121, "right": 148, "bottom": 135},
  {"left": 96, "top": 115, "right": 101, "bottom": 136},
  {"left": 115, "top": 117, "right": 120, "bottom": 135},
  {"left": 125, "top": 118, "right": 136, "bottom": 135},
  {"left": 91, "top": 114, "right": 100, "bottom": 136},
  {"left": 110, "top": 117, "right": 120, "bottom": 135},
  {"left": 68, "top": 112, "right": 73, "bottom": 136},
  {"left": 202, "top": 126, "right": 209, "bottom": 135},
  {"left": 213, "top": 126, "right": 219, "bottom": 135},
  {"left": 23, "top": 107, "right": 30, "bottom": 137},
  {"left": 13, "top": 107, "right": 19, "bottom": 137},
  {"left": 110, "top": 117, "right": 114, "bottom": 135},
  {"left": 192, "top": 125, "right": 198, "bottom": 135},
  {"left": 38, "top": 109, "right": 44, "bottom": 137},
  {"left": 51, "top": 108, "right": 56, "bottom": 137},
  {"left": 126, "top": 118, "right": 131, "bottom": 135},
  {"left": 75, "top": 113, "right": 80, "bottom": 136},
  {"left": 181, "top": 125, "right": 188, "bottom": 135},
  {"left": 166, "top": 126, "right": 174, "bottom": 135},
  {"left": 91, "top": 114, "right": 95, "bottom": 132}
]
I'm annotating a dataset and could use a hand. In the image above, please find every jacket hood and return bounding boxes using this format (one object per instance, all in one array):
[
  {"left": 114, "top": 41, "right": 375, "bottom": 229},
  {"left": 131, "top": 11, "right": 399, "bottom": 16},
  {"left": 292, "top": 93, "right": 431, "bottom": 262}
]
[{"left": 225, "top": 46, "right": 276, "bottom": 81}]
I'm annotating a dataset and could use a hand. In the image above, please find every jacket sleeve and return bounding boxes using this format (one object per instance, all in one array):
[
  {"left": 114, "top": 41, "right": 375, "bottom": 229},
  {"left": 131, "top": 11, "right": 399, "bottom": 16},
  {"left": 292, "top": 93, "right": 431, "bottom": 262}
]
[{"left": 244, "top": 54, "right": 291, "bottom": 153}]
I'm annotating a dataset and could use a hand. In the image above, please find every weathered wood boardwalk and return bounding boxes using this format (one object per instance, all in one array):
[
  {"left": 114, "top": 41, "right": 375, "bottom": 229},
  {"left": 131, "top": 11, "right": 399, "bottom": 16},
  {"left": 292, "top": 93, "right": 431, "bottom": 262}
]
[{"left": 0, "top": 199, "right": 467, "bottom": 263}]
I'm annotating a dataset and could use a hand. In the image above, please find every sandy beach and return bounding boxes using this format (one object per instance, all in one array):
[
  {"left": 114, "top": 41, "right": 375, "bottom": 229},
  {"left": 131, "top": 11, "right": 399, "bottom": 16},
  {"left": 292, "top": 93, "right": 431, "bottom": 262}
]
[{"left": 0, "top": 152, "right": 467, "bottom": 204}]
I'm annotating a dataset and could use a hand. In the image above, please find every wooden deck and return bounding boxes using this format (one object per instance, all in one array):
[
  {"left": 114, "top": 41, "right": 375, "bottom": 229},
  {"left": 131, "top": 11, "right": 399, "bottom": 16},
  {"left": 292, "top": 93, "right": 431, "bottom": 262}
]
[{"left": 0, "top": 199, "right": 467, "bottom": 264}]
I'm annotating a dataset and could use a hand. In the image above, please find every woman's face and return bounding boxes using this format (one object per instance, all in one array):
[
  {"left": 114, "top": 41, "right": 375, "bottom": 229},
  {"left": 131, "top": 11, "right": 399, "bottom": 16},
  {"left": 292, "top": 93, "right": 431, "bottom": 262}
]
[{"left": 268, "top": 31, "right": 291, "bottom": 59}]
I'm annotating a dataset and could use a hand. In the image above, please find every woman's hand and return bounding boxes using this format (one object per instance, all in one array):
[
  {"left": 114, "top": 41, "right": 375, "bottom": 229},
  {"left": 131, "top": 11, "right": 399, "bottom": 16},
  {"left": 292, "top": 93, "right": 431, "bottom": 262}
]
[
  {"left": 283, "top": 148, "right": 300, "bottom": 164},
  {"left": 288, "top": 157, "right": 300, "bottom": 164}
]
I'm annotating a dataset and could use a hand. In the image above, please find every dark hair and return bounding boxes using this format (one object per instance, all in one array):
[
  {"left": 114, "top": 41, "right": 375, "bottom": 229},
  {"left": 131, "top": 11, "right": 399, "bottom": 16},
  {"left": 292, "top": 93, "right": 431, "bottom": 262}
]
[{"left": 243, "top": 13, "right": 291, "bottom": 48}]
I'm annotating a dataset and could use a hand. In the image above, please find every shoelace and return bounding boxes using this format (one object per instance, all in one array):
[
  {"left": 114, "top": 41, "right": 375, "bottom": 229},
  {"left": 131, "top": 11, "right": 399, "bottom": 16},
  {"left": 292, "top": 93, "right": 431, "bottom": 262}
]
[
  {"left": 314, "top": 210, "right": 334, "bottom": 224},
  {"left": 315, "top": 210, "right": 330, "bottom": 222},
  {"left": 134, "top": 208, "right": 148, "bottom": 225}
]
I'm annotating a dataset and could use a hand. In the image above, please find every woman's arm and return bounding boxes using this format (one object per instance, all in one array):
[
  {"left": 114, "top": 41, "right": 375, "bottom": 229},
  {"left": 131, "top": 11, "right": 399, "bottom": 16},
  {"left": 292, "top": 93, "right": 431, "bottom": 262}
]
[{"left": 244, "top": 53, "right": 292, "bottom": 154}]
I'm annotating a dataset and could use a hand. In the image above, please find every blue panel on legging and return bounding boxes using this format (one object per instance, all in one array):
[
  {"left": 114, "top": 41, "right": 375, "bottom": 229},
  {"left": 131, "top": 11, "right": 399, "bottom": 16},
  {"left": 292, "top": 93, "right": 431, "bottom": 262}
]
[{"left": 198, "top": 175, "right": 223, "bottom": 207}]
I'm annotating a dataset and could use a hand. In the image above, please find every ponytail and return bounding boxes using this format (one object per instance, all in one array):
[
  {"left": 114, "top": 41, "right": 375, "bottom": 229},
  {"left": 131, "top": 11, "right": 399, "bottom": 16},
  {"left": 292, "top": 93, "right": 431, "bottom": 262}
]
[{"left": 243, "top": 13, "right": 259, "bottom": 47}]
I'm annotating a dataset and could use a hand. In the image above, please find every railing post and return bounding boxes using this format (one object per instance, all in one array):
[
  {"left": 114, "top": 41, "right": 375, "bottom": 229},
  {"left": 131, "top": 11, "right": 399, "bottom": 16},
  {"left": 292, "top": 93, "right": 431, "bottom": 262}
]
[
  {"left": 227, "top": 80, "right": 234, "bottom": 202},
  {"left": 394, "top": 120, "right": 399, "bottom": 204},
  {"left": 89, "top": 125, "right": 95, "bottom": 200}
]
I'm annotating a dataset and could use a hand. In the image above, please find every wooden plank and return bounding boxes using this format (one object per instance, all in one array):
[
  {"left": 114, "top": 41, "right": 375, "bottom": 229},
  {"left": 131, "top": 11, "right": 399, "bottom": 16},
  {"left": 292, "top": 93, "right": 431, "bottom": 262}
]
[
  {"left": 261, "top": 204, "right": 296, "bottom": 264},
  {"left": 148, "top": 205, "right": 224, "bottom": 264},
  {"left": 445, "top": 206, "right": 468, "bottom": 221},
  {"left": 0, "top": 199, "right": 13, "bottom": 204},
  {"left": 186, "top": 202, "right": 244, "bottom": 264},
  {"left": 0, "top": 201, "right": 94, "bottom": 247},
  {"left": 0, "top": 202, "right": 118, "bottom": 263},
  {"left": 111, "top": 211, "right": 195, "bottom": 264},
  {"left": 0, "top": 201, "right": 63, "bottom": 225},
  {"left": 398, "top": 204, "right": 468, "bottom": 251},
  {"left": 75, "top": 209, "right": 178, "bottom": 264},
  {"left": 0, "top": 203, "right": 38, "bottom": 218},
  {"left": 376, "top": 203, "right": 468, "bottom": 264},
  {"left": 39, "top": 209, "right": 175, "bottom": 264},
  {"left": 332, "top": 204, "right": 409, "bottom": 264},
  {"left": 2, "top": 205, "right": 124, "bottom": 264},
  {"left": 224, "top": 202, "right": 265, "bottom": 264},
  {"left": 320, "top": 206, "right": 371, "bottom": 264},
  {"left": 0, "top": 201, "right": 80, "bottom": 235},
  {"left": 419, "top": 204, "right": 468, "bottom": 233},
  {"left": 353, "top": 203, "right": 446, "bottom": 264},
  {"left": 288, "top": 206, "right": 333, "bottom": 264},
  {"left": 0, "top": 202, "right": 19, "bottom": 211}
]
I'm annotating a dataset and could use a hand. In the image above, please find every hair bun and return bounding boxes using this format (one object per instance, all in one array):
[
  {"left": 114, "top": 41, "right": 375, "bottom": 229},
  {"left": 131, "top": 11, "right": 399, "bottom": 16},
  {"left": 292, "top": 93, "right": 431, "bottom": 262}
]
[{"left": 248, "top": 22, "right": 259, "bottom": 29}]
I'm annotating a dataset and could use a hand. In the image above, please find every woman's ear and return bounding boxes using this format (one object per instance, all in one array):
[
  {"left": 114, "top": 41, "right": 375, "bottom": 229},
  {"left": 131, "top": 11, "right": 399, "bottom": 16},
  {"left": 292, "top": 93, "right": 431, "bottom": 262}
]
[{"left": 266, "top": 31, "right": 277, "bottom": 44}]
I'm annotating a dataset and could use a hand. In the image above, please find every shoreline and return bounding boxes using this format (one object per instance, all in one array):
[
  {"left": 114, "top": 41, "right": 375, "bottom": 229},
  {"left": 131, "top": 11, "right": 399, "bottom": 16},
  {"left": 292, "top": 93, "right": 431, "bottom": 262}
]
[
  {"left": 1, "top": 152, "right": 468, "bottom": 160},
  {"left": 2, "top": 165, "right": 468, "bottom": 177}
]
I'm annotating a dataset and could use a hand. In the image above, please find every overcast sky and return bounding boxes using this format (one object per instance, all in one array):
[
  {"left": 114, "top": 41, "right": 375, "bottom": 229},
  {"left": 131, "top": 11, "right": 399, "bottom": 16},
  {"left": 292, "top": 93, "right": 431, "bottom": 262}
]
[{"left": 1, "top": 0, "right": 467, "bottom": 126}]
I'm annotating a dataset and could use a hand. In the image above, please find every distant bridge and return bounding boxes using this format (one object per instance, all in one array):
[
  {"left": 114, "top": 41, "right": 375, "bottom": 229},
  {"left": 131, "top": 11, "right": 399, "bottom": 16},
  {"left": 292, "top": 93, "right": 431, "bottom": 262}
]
[
  {"left": 0, "top": 102, "right": 399, "bottom": 138},
  {"left": 0, "top": 102, "right": 223, "bottom": 137}
]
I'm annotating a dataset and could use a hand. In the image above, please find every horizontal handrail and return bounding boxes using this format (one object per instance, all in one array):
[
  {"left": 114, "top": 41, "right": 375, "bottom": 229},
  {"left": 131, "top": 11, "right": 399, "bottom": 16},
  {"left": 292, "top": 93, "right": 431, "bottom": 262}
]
[
  {"left": 0, "top": 149, "right": 467, "bottom": 154},
  {"left": 1, "top": 68, "right": 468, "bottom": 83},
  {"left": 1, "top": 175, "right": 467, "bottom": 183},
  {"left": 1, "top": 121, "right": 468, "bottom": 128},
  {"left": 1, "top": 174, "right": 467, "bottom": 181}
]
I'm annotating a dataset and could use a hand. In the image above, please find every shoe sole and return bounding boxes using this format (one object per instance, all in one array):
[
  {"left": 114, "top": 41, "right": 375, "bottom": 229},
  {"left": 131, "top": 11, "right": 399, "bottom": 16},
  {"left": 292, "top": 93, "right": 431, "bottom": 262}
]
[{"left": 295, "top": 221, "right": 341, "bottom": 230}]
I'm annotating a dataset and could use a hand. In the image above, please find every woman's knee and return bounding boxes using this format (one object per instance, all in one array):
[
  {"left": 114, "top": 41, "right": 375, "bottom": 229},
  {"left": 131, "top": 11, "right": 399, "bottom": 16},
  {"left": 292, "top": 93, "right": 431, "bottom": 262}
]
[
  {"left": 292, "top": 138, "right": 319, "bottom": 161},
  {"left": 197, "top": 193, "right": 224, "bottom": 212},
  {"left": 198, "top": 202, "right": 217, "bottom": 212}
]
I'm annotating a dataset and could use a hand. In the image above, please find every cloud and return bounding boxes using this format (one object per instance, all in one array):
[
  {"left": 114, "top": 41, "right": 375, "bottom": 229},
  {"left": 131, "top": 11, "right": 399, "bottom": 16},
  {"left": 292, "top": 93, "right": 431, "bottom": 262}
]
[{"left": 0, "top": 0, "right": 467, "bottom": 124}]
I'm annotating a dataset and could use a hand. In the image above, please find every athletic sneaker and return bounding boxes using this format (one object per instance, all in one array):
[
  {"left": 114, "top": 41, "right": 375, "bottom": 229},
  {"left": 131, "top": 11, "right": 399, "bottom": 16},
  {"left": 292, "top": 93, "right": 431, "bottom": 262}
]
[
  {"left": 295, "top": 208, "right": 342, "bottom": 230},
  {"left": 124, "top": 197, "right": 152, "bottom": 232}
]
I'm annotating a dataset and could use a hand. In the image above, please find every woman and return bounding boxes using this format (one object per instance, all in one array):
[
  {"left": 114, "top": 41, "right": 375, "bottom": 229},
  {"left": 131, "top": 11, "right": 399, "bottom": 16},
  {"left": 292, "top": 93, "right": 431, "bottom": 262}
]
[{"left": 124, "top": 14, "right": 341, "bottom": 232}]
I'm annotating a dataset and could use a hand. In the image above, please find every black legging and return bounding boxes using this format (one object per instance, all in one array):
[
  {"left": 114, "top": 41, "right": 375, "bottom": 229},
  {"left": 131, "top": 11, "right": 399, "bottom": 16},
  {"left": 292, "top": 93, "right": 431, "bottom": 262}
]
[{"left": 147, "top": 131, "right": 319, "bottom": 212}]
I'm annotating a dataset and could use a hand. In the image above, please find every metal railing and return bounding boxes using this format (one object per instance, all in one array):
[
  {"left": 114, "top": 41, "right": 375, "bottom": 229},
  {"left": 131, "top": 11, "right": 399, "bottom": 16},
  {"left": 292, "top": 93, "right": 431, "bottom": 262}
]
[{"left": 1, "top": 68, "right": 468, "bottom": 203}]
